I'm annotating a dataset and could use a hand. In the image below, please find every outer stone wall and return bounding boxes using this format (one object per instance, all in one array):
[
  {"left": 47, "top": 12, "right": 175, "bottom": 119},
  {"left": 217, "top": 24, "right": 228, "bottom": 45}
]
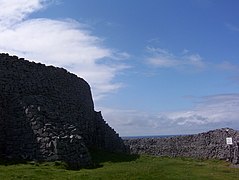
[
  {"left": 124, "top": 128, "right": 239, "bottom": 164},
  {"left": 0, "top": 53, "right": 126, "bottom": 168},
  {"left": 0, "top": 95, "right": 6, "bottom": 157}
]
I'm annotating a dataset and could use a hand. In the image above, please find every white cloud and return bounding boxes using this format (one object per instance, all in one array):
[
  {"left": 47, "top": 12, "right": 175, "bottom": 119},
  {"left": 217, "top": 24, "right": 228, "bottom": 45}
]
[
  {"left": 0, "top": 0, "right": 48, "bottom": 28},
  {"left": 167, "top": 94, "right": 239, "bottom": 127},
  {"left": 146, "top": 46, "right": 239, "bottom": 75},
  {"left": 0, "top": 1, "right": 128, "bottom": 101},
  {"left": 101, "top": 94, "right": 239, "bottom": 136},
  {"left": 147, "top": 46, "right": 205, "bottom": 69}
]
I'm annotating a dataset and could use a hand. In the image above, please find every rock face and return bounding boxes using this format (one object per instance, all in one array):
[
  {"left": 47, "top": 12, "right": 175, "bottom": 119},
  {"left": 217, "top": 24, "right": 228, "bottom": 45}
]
[
  {"left": 0, "top": 53, "right": 126, "bottom": 168},
  {"left": 124, "top": 128, "right": 239, "bottom": 164}
]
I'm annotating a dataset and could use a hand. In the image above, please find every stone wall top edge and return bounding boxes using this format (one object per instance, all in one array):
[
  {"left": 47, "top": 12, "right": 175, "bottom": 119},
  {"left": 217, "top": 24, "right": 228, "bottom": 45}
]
[
  {"left": 0, "top": 53, "right": 89, "bottom": 85},
  {"left": 124, "top": 128, "right": 239, "bottom": 141}
]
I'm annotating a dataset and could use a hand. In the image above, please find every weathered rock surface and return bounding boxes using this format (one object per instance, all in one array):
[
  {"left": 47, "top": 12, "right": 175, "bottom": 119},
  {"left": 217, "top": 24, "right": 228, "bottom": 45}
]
[
  {"left": 0, "top": 53, "right": 126, "bottom": 168},
  {"left": 124, "top": 128, "right": 239, "bottom": 164}
]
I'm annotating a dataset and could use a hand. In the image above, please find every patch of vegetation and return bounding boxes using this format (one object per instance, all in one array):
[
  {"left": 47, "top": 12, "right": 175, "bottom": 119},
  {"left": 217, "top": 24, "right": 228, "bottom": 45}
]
[{"left": 0, "top": 152, "right": 239, "bottom": 179}]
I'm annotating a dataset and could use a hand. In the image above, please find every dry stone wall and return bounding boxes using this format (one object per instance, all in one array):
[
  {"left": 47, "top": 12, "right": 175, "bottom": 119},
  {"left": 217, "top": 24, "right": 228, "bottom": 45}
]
[
  {"left": 0, "top": 53, "right": 126, "bottom": 168},
  {"left": 124, "top": 128, "right": 239, "bottom": 164}
]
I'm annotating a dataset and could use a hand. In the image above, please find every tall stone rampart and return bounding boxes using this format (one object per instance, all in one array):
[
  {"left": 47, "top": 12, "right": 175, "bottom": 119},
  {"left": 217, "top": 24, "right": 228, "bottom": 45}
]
[
  {"left": 0, "top": 53, "right": 126, "bottom": 168},
  {"left": 124, "top": 128, "right": 239, "bottom": 164}
]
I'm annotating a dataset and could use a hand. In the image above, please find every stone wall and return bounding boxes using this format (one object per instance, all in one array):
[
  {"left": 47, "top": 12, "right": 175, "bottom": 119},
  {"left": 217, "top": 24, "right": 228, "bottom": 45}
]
[
  {"left": 0, "top": 95, "right": 6, "bottom": 157},
  {"left": 0, "top": 53, "right": 126, "bottom": 168},
  {"left": 124, "top": 128, "right": 239, "bottom": 164}
]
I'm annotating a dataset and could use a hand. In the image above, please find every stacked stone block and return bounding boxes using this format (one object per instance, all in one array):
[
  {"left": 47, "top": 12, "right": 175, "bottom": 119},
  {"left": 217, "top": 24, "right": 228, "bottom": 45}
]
[
  {"left": 124, "top": 128, "right": 239, "bottom": 164},
  {"left": 0, "top": 53, "right": 126, "bottom": 167}
]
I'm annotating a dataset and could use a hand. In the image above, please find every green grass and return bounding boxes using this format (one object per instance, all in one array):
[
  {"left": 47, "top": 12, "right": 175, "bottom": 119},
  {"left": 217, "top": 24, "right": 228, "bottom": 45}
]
[{"left": 0, "top": 151, "right": 239, "bottom": 179}]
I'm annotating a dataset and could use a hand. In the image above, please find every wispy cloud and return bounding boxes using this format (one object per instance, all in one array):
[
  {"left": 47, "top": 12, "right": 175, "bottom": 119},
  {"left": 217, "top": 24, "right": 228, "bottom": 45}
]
[
  {"left": 216, "top": 61, "right": 239, "bottom": 72},
  {"left": 0, "top": 0, "right": 129, "bottom": 101},
  {"left": 102, "top": 94, "right": 239, "bottom": 136},
  {"left": 146, "top": 47, "right": 205, "bottom": 69},
  {"left": 167, "top": 94, "right": 239, "bottom": 125},
  {"left": 146, "top": 46, "right": 239, "bottom": 75},
  {"left": 226, "top": 23, "right": 239, "bottom": 32}
]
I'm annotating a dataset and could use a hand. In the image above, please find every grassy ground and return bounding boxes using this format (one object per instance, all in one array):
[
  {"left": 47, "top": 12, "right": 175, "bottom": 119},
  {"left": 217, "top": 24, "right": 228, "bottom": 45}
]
[{"left": 0, "top": 151, "right": 239, "bottom": 179}]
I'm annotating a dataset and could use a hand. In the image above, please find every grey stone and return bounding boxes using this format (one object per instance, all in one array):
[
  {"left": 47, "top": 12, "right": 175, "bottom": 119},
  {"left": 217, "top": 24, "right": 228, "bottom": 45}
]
[
  {"left": 124, "top": 128, "right": 239, "bottom": 164},
  {"left": 0, "top": 53, "right": 127, "bottom": 168}
]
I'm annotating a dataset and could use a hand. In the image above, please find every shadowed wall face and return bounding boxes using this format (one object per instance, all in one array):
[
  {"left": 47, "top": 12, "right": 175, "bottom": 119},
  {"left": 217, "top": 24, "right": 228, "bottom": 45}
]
[
  {"left": 0, "top": 95, "right": 6, "bottom": 156},
  {"left": 0, "top": 53, "right": 126, "bottom": 168}
]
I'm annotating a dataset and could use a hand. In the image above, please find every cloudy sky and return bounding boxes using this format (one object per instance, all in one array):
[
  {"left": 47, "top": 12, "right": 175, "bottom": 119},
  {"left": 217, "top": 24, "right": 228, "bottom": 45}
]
[{"left": 0, "top": 0, "right": 239, "bottom": 136}]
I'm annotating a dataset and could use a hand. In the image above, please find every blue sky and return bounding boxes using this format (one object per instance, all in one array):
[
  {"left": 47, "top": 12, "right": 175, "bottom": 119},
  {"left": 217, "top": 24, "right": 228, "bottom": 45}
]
[{"left": 0, "top": 0, "right": 239, "bottom": 136}]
